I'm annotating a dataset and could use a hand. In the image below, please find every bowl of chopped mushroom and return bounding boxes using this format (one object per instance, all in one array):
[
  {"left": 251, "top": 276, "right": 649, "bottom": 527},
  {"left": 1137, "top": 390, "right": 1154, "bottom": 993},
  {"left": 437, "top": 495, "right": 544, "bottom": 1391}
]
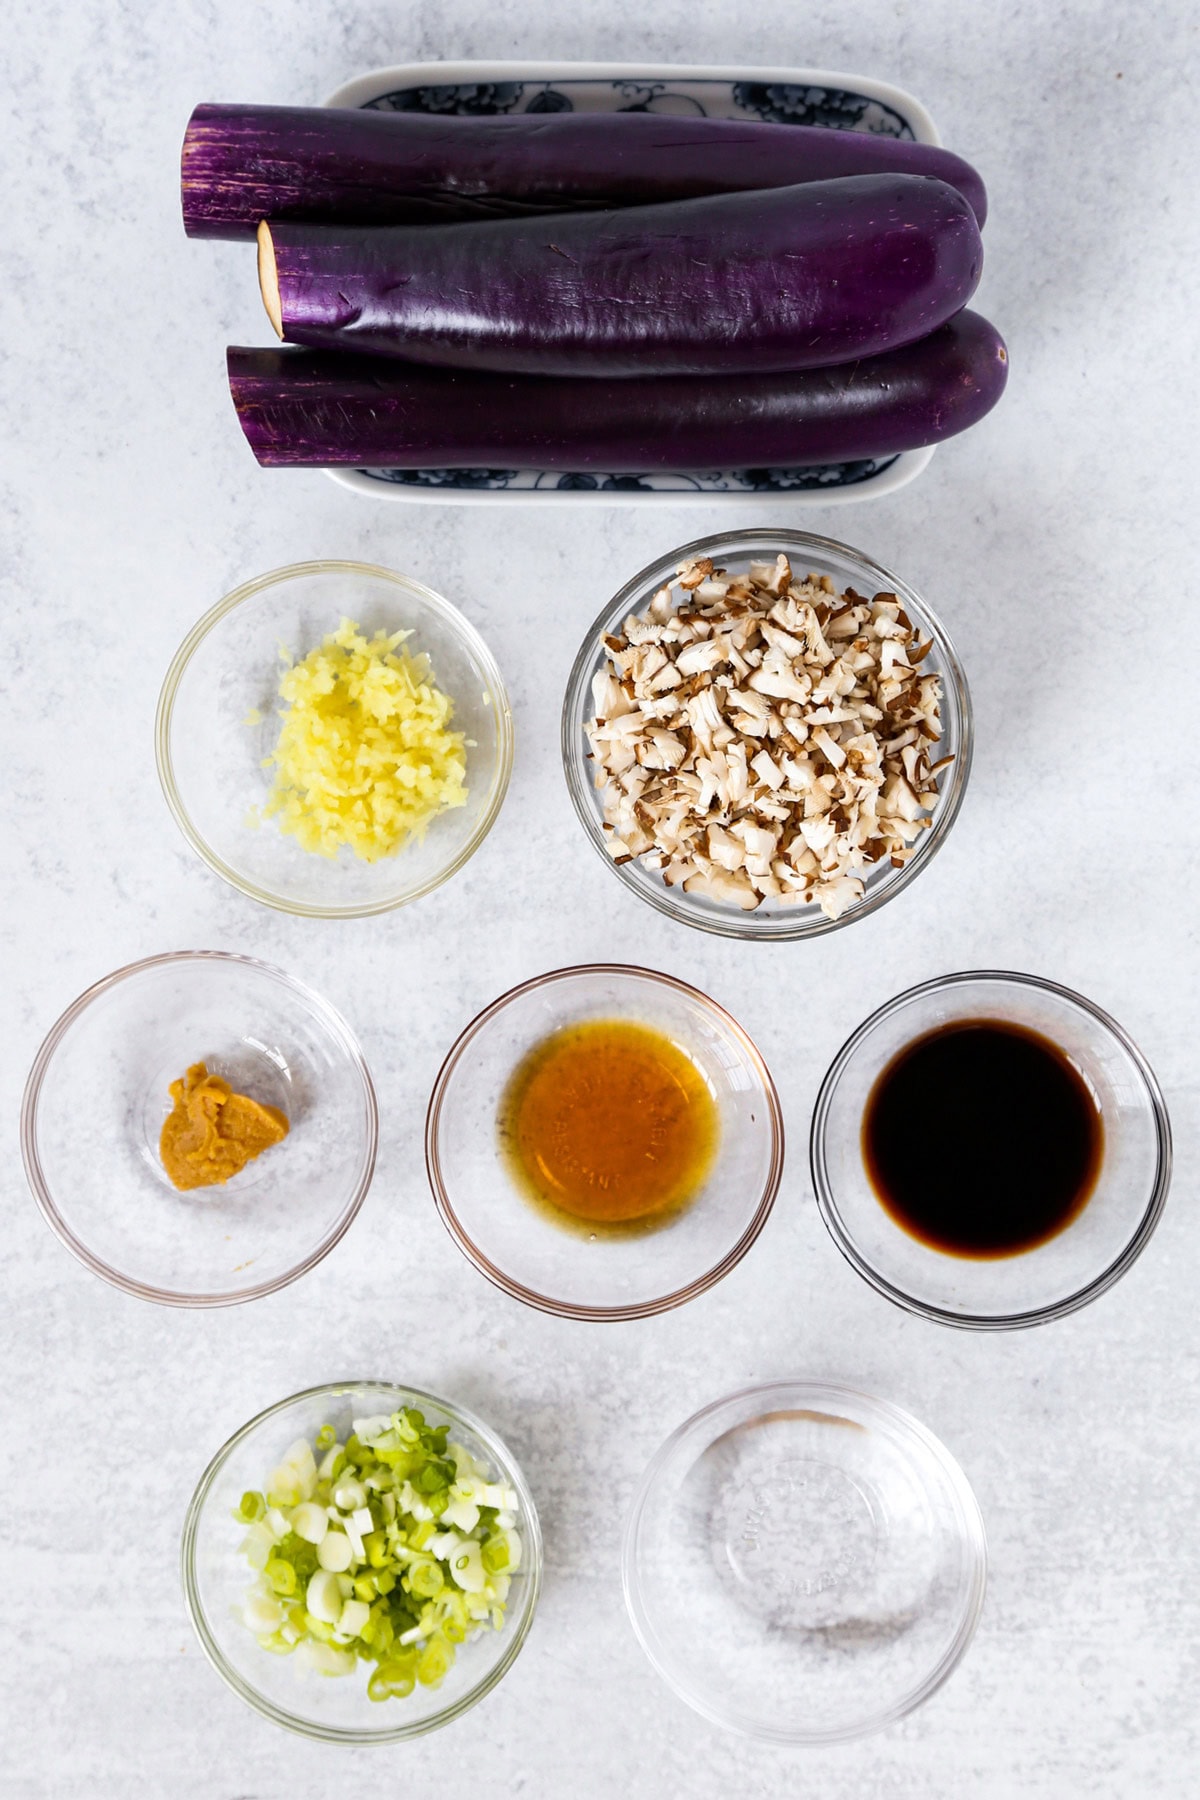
[{"left": 562, "top": 530, "right": 972, "bottom": 940}]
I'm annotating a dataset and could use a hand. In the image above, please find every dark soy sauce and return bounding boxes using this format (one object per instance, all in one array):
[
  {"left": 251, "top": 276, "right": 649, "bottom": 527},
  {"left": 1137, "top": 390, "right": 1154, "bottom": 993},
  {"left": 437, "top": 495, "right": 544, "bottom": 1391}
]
[{"left": 862, "top": 1019, "right": 1103, "bottom": 1258}]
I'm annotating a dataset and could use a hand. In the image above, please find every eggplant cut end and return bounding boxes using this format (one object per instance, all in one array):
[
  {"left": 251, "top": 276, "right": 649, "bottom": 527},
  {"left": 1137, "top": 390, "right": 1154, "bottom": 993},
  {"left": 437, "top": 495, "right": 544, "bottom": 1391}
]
[{"left": 257, "top": 220, "right": 283, "bottom": 338}]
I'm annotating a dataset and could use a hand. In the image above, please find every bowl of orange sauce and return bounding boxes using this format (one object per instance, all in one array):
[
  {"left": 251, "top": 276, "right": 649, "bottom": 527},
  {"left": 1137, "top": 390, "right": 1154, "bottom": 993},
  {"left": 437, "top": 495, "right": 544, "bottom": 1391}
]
[{"left": 424, "top": 964, "right": 784, "bottom": 1320}]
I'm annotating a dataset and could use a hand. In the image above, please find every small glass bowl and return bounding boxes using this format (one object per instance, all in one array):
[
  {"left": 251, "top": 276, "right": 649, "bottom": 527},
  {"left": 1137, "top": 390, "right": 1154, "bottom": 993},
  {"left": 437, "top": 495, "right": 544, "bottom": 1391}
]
[
  {"left": 156, "top": 560, "right": 513, "bottom": 917},
  {"left": 561, "top": 529, "right": 971, "bottom": 941},
  {"left": 20, "top": 951, "right": 378, "bottom": 1306},
  {"left": 623, "top": 1379, "right": 987, "bottom": 1744},
  {"left": 182, "top": 1381, "right": 541, "bottom": 1742},
  {"left": 425, "top": 964, "right": 784, "bottom": 1320},
  {"left": 810, "top": 971, "right": 1172, "bottom": 1329}
]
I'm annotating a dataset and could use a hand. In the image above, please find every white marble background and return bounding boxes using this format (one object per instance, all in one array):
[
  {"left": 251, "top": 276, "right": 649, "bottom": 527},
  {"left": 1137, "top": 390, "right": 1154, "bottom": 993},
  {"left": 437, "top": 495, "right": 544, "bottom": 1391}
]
[{"left": 3, "top": 1, "right": 1198, "bottom": 1794}]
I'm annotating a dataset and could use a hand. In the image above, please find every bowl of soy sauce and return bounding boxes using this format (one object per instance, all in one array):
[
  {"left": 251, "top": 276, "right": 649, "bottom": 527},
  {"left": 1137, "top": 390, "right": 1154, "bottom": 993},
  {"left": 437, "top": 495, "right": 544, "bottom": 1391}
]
[{"left": 809, "top": 971, "right": 1171, "bottom": 1329}]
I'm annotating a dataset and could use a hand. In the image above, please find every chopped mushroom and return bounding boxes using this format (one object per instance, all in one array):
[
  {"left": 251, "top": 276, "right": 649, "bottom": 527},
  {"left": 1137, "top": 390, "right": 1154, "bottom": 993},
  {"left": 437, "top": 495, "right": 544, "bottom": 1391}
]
[{"left": 584, "top": 557, "right": 948, "bottom": 921}]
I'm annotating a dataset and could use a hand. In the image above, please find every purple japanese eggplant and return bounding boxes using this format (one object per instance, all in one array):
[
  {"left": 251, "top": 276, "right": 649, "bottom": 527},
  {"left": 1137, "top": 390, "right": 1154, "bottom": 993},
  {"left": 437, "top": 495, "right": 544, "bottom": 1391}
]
[
  {"left": 257, "top": 176, "right": 982, "bottom": 379},
  {"left": 183, "top": 103, "right": 988, "bottom": 239},
  {"left": 227, "top": 310, "right": 1008, "bottom": 471}
]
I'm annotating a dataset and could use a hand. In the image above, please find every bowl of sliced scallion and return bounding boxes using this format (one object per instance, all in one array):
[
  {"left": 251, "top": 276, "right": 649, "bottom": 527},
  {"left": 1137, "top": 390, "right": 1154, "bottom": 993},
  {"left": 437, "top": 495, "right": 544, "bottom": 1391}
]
[{"left": 182, "top": 1381, "right": 541, "bottom": 1741}]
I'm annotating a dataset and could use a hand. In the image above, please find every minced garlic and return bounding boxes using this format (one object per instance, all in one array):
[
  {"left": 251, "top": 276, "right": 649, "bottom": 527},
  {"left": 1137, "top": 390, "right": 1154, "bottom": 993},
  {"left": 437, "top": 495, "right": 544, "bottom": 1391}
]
[{"left": 262, "top": 618, "right": 467, "bottom": 861}]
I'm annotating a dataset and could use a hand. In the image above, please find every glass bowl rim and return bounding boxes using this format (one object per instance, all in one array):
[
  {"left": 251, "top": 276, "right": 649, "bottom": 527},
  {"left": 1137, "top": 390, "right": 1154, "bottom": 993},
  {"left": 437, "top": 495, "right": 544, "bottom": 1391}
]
[
  {"left": 20, "top": 949, "right": 379, "bottom": 1308},
  {"left": 424, "top": 961, "right": 785, "bottom": 1321},
  {"left": 809, "top": 969, "right": 1173, "bottom": 1331},
  {"left": 560, "top": 527, "right": 973, "bottom": 942},
  {"left": 155, "top": 558, "right": 516, "bottom": 919},
  {"left": 180, "top": 1378, "right": 543, "bottom": 1744},
  {"left": 620, "top": 1375, "right": 988, "bottom": 1745}
]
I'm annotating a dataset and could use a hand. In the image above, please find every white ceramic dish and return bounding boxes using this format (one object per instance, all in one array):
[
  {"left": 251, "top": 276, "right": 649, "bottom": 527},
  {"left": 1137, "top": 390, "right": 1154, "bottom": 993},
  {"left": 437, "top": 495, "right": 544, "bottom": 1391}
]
[{"left": 323, "top": 61, "right": 941, "bottom": 507}]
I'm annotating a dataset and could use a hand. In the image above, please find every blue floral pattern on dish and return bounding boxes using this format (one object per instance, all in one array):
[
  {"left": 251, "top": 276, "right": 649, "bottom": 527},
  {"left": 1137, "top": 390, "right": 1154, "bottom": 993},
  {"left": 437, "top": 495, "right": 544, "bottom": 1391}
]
[
  {"left": 357, "top": 77, "right": 916, "bottom": 497},
  {"left": 367, "top": 82, "right": 526, "bottom": 115},
  {"left": 367, "top": 459, "right": 898, "bottom": 493},
  {"left": 730, "top": 82, "right": 911, "bottom": 136},
  {"left": 364, "top": 78, "right": 914, "bottom": 135}
]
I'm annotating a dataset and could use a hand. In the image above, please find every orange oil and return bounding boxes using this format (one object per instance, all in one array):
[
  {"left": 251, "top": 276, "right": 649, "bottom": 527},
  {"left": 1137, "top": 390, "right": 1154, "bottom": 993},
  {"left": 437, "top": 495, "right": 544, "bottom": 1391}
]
[{"left": 498, "top": 1018, "right": 719, "bottom": 1236}]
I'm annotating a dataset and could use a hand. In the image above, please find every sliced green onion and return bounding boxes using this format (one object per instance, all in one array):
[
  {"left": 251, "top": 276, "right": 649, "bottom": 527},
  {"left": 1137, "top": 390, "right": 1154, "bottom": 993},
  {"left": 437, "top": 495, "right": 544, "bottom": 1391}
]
[
  {"left": 416, "top": 1639, "right": 454, "bottom": 1687},
  {"left": 243, "top": 1592, "right": 283, "bottom": 1635},
  {"left": 409, "top": 1560, "right": 444, "bottom": 1599},
  {"left": 411, "top": 1464, "right": 441, "bottom": 1496},
  {"left": 338, "top": 1598, "right": 371, "bottom": 1638},
  {"left": 316, "top": 1529, "right": 353, "bottom": 1574},
  {"left": 290, "top": 1502, "right": 328, "bottom": 1547},
  {"left": 237, "top": 1404, "right": 521, "bottom": 1704},
  {"left": 305, "top": 1569, "right": 344, "bottom": 1626},
  {"left": 287, "top": 1540, "right": 319, "bottom": 1581},
  {"left": 482, "top": 1536, "right": 510, "bottom": 1573},
  {"left": 265, "top": 1558, "right": 297, "bottom": 1597}
]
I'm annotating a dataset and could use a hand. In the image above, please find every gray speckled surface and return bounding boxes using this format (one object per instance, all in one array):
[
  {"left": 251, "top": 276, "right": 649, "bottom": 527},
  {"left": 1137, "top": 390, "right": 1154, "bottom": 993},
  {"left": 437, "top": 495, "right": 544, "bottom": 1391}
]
[{"left": 3, "top": 3, "right": 1199, "bottom": 1794}]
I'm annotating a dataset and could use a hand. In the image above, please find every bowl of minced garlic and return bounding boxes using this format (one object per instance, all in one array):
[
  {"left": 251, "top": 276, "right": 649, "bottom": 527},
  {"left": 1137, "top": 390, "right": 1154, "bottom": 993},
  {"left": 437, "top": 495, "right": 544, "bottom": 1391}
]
[{"left": 156, "top": 562, "right": 514, "bottom": 917}]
